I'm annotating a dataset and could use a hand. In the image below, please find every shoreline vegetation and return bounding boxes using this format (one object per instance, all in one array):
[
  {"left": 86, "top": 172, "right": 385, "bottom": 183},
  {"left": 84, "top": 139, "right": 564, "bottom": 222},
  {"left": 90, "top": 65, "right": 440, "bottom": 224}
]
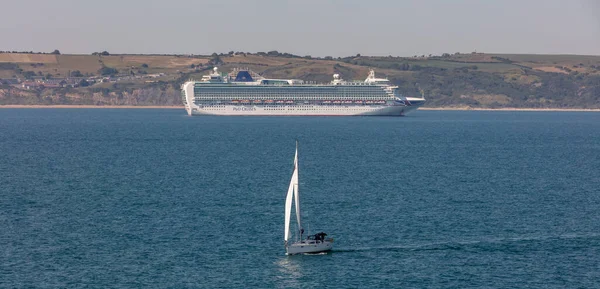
[
  {"left": 1, "top": 105, "right": 599, "bottom": 112},
  {"left": 419, "top": 107, "right": 600, "bottom": 112},
  {"left": 0, "top": 105, "right": 182, "bottom": 109},
  {"left": 1, "top": 50, "right": 599, "bottom": 109}
]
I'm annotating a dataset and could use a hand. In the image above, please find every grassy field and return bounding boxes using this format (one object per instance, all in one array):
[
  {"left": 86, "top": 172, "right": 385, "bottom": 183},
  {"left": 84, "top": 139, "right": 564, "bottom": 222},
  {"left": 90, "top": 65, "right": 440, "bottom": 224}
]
[
  {"left": 2, "top": 52, "right": 599, "bottom": 79},
  {"left": 1, "top": 52, "right": 599, "bottom": 108},
  {"left": 490, "top": 54, "right": 600, "bottom": 64},
  {"left": 0, "top": 53, "right": 209, "bottom": 78},
  {"left": 0, "top": 54, "right": 58, "bottom": 64}
]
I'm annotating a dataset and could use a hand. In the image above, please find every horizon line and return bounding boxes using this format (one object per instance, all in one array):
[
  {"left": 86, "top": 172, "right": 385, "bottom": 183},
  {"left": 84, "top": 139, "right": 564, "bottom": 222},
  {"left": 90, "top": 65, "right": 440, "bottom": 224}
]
[{"left": 2, "top": 50, "right": 600, "bottom": 58}]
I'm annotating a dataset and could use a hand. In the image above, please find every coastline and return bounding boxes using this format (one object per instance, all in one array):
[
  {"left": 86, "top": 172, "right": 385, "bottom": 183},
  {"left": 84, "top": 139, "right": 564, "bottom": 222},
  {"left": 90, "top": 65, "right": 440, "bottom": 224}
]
[
  {"left": 0, "top": 105, "right": 599, "bottom": 112},
  {"left": 0, "top": 105, "right": 183, "bottom": 109},
  {"left": 419, "top": 107, "right": 600, "bottom": 112}
]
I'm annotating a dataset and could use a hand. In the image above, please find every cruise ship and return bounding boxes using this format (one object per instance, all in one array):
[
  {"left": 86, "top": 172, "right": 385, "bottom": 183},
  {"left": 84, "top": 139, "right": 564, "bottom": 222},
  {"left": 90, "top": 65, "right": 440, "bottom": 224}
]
[{"left": 181, "top": 67, "right": 425, "bottom": 116}]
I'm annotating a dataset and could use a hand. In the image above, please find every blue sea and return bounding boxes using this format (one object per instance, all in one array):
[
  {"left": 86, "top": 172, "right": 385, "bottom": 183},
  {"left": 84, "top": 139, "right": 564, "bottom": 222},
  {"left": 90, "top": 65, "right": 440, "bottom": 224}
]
[{"left": 1, "top": 109, "right": 599, "bottom": 288}]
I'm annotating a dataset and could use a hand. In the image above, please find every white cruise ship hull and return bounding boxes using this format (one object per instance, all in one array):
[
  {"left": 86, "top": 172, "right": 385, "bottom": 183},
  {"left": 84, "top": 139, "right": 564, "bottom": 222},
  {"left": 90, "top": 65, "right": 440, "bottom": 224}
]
[
  {"left": 181, "top": 68, "right": 425, "bottom": 117},
  {"left": 187, "top": 103, "right": 422, "bottom": 116}
]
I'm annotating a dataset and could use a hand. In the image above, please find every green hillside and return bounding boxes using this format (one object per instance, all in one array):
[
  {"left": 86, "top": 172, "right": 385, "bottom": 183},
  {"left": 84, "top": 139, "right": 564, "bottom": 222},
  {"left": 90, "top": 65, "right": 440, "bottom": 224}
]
[{"left": 1, "top": 51, "right": 599, "bottom": 108}]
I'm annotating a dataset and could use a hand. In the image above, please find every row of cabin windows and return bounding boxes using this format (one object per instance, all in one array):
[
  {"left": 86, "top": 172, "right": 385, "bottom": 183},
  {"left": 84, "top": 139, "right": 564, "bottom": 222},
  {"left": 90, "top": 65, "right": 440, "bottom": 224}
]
[
  {"left": 194, "top": 93, "right": 389, "bottom": 97},
  {"left": 193, "top": 84, "right": 381, "bottom": 88},
  {"left": 195, "top": 96, "right": 393, "bottom": 100},
  {"left": 192, "top": 87, "right": 386, "bottom": 91},
  {"left": 197, "top": 102, "right": 387, "bottom": 106},
  {"left": 262, "top": 107, "right": 378, "bottom": 111},
  {"left": 193, "top": 91, "right": 387, "bottom": 95},
  {"left": 193, "top": 89, "right": 386, "bottom": 94},
  {"left": 193, "top": 85, "right": 383, "bottom": 89},
  {"left": 193, "top": 91, "right": 390, "bottom": 97}
]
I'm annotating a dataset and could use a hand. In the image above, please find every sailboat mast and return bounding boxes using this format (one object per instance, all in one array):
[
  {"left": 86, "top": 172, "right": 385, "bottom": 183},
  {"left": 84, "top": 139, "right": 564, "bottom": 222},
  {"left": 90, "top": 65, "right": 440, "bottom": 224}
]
[{"left": 294, "top": 140, "right": 302, "bottom": 238}]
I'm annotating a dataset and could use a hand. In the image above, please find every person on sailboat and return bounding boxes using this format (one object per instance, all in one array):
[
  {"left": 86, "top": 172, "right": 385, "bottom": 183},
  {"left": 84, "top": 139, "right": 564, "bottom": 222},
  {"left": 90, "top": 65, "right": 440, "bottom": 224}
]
[{"left": 315, "top": 232, "right": 327, "bottom": 242}]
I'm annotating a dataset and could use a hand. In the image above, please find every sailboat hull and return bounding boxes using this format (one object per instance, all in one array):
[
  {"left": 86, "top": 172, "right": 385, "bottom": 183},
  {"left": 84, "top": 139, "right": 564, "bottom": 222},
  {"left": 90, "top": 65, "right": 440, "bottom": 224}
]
[{"left": 286, "top": 241, "right": 333, "bottom": 255}]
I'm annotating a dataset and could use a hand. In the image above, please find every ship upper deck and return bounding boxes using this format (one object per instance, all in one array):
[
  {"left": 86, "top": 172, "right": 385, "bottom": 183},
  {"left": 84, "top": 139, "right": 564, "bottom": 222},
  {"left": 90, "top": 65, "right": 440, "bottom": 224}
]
[
  {"left": 186, "top": 67, "right": 399, "bottom": 100},
  {"left": 188, "top": 67, "right": 394, "bottom": 87}
]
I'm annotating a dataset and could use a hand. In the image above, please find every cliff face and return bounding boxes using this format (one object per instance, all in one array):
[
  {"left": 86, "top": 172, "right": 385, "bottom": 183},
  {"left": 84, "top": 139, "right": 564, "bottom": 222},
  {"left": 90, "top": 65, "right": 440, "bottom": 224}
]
[
  {"left": 0, "top": 86, "right": 181, "bottom": 106},
  {"left": 2, "top": 52, "right": 600, "bottom": 108},
  {"left": 0, "top": 87, "right": 41, "bottom": 104}
]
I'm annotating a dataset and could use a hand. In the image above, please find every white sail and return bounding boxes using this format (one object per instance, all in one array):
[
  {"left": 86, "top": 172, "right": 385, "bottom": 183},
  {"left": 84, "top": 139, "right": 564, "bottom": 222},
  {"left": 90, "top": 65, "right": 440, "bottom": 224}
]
[
  {"left": 293, "top": 142, "right": 302, "bottom": 236},
  {"left": 284, "top": 167, "right": 295, "bottom": 242},
  {"left": 284, "top": 141, "right": 302, "bottom": 243}
]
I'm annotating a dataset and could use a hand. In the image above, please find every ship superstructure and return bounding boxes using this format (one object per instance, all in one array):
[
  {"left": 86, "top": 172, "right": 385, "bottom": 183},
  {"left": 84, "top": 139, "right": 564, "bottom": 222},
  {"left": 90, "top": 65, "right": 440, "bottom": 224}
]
[{"left": 181, "top": 67, "right": 425, "bottom": 116}]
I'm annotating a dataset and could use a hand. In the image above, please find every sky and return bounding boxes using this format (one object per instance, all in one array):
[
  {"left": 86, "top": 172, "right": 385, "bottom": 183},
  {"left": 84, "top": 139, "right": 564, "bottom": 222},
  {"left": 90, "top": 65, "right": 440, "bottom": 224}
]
[{"left": 1, "top": 0, "right": 599, "bottom": 57}]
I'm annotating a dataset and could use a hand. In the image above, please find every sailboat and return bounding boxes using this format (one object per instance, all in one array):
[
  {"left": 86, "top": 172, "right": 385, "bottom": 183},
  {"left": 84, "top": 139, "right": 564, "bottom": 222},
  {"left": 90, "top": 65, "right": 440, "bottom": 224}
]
[{"left": 284, "top": 141, "right": 333, "bottom": 255}]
